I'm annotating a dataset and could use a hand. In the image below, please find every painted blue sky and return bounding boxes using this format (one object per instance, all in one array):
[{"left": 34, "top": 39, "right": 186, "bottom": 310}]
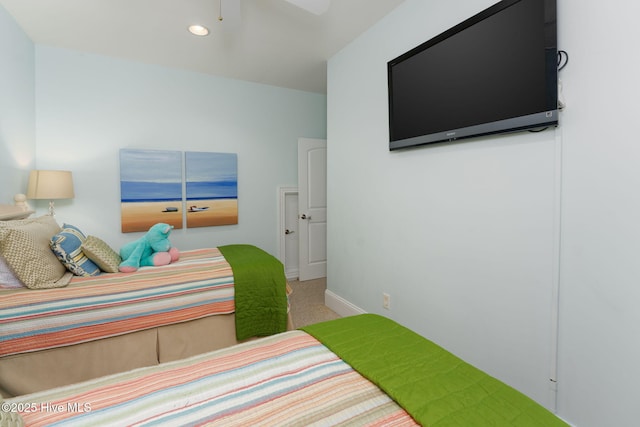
[
  {"left": 185, "top": 152, "right": 237, "bottom": 183},
  {"left": 120, "top": 149, "right": 182, "bottom": 183},
  {"left": 119, "top": 150, "right": 238, "bottom": 201}
]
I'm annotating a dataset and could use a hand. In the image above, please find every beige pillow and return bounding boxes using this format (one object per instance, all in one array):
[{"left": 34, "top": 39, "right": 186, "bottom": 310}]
[
  {"left": 81, "top": 235, "right": 122, "bottom": 273},
  {"left": 0, "top": 216, "right": 72, "bottom": 289}
]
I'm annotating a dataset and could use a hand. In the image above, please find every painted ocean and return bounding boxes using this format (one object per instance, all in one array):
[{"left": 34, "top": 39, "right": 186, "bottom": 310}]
[
  {"left": 120, "top": 181, "right": 182, "bottom": 203},
  {"left": 186, "top": 180, "right": 238, "bottom": 200}
]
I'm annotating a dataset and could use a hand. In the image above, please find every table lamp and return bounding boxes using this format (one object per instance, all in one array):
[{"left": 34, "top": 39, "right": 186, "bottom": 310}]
[{"left": 26, "top": 170, "right": 75, "bottom": 216}]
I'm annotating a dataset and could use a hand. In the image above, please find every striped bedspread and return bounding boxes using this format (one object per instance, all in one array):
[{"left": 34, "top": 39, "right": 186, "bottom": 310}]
[
  {"left": 7, "top": 331, "right": 417, "bottom": 426},
  {"left": 0, "top": 248, "right": 235, "bottom": 358}
]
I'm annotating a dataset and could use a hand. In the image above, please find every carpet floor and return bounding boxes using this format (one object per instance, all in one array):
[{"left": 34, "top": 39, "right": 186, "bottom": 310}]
[{"left": 288, "top": 277, "right": 341, "bottom": 329}]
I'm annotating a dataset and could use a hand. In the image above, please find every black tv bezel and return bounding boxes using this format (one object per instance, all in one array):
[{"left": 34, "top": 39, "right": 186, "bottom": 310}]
[{"left": 387, "top": 0, "right": 558, "bottom": 151}]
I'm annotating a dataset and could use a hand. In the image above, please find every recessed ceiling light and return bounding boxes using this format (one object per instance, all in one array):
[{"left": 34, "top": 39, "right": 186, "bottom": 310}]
[{"left": 188, "top": 25, "right": 210, "bottom": 36}]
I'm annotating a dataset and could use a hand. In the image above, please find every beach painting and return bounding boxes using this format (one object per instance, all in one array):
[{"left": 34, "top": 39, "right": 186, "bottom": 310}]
[
  {"left": 120, "top": 149, "right": 183, "bottom": 233},
  {"left": 185, "top": 151, "right": 238, "bottom": 228}
]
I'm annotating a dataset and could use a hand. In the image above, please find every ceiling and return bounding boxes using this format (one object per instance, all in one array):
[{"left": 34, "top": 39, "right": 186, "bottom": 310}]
[{"left": 0, "top": 0, "right": 405, "bottom": 94}]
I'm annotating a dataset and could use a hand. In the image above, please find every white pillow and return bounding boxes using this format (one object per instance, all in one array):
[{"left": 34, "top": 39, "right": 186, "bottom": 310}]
[{"left": 0, "top": 255, "right": 24, "bottom": 289}]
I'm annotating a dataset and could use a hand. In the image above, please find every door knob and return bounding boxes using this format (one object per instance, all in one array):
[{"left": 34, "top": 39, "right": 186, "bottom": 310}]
[
  {"left": 300, "top": 214, "right": 311, "bottom": 220},
  {"left": 285, "top": 229, "right": 295, "bottom": 235}
]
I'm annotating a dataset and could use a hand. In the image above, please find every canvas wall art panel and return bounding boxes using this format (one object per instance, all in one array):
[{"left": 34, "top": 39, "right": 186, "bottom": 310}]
[
  {"left": 185, "top": 151, "right": 238, "bottom": 228},
  {"left": 120, "top": 149, "right": 183, "bottom": 233}
]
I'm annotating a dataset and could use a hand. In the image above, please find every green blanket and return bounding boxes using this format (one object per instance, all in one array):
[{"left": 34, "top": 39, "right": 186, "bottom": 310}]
[
  {"left": 302, "top": 314, "right": 568, "bottom": 427},
  {"left": 218, "top": 244, "right": 288, "bottom": 340}
]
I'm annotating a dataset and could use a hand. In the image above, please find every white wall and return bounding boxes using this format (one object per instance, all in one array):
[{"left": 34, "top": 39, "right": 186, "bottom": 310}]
[
  {"left": 31, "top": 46, "right": 326, "bottom": 255},
  {"left": 328, "top": 0, "right": 558, "bottom": 410},
  {"left": 555, "top": 0, "right": 640, "bottom": 425},
  {"left": 327, "top": 0, "right": 640, "bottom": 425},
  {"left": 0, "top": 6, "right": 35, "bottom": 201}
]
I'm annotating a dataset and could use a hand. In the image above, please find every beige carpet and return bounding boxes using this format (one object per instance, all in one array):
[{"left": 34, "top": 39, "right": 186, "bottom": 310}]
[{"left": 288, "top": 277, "right": 341, "bottom": 329}]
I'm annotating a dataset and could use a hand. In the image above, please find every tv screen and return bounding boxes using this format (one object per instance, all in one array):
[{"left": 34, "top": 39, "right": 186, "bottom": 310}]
[{"left": 388, "top": 0, "right": 558, "bottom": 150}]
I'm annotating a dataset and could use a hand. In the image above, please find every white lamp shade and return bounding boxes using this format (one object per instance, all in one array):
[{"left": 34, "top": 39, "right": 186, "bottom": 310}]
[{"left": 26, "top": 170, "right": 75, "bottom": 200}]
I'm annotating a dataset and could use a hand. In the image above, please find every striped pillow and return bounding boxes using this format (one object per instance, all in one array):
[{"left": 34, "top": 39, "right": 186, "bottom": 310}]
[{"left": 50, "top": 224, "right": 101, "bottom": 277}]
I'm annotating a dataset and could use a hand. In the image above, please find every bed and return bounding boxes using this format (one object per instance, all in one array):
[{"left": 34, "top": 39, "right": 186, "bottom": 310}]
[
  {"left": 0, "top": 216, "right": 291, "bottom": 398},
  {"left": 0, "top": 314, "right": 568, "bottom": 426}
]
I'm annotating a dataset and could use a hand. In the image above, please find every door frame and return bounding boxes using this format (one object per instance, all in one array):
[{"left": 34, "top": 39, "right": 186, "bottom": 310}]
[{"left": 278, "top": 186, "right": 299, "bottom": 280}]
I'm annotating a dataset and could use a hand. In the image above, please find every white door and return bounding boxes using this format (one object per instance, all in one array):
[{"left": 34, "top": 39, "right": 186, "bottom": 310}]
[{"left": 298, "top": 138, "right": 327, "bottom": 281}]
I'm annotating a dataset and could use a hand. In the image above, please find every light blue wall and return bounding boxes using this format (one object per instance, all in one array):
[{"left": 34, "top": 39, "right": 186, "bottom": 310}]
[
  {"left": 328, "top": 0, "right": 558, "bottom": 412},
  {"left": 327, "top": 0, "right": 640, "bottom": 426},
  {"left": 554, "top": 0, "right": 640, "bottom": 425},
  {"left": 32, "top": 46, "right": 326, "bottom": 255},
  {"left": 0, "top": 6, "right": 35, "bottom": 202}
]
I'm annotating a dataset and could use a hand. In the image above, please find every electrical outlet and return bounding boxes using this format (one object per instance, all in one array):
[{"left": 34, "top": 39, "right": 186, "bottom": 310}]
[{"left": 383, "top": 293, "right": 391, "bottom": 310}]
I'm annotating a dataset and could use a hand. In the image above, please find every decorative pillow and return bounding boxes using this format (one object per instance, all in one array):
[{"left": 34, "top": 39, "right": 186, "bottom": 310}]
[
  {"left": 0, "top": 215, "right": 72, "bottom": 289},
  {"left": 0, "top": 255, "right": 24, "bottom": 289},
  {"left": 81, "top": 235, "right": 122, "bottom": 273},
  {"left": 50, "top": 224, "right": 101, "bottom": 277}
]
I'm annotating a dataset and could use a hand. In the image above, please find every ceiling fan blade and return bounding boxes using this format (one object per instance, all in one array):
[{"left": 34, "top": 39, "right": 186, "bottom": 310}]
[{"left": 283, "top": 0, "right": 331, "bottom": 15}]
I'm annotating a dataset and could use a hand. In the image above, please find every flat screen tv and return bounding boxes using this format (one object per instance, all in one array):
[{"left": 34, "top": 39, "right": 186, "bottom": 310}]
[{"left": 388, "top": 0, "right": 558, "bottom": 151}]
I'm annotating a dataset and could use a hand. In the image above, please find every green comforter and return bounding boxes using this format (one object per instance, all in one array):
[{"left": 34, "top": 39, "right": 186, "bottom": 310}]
[
  {"left": 302, "top": 314, "right": 568, "bottom": 427},
  {"left": 218, "top": 244, "right": 288, "bottom": 340}
]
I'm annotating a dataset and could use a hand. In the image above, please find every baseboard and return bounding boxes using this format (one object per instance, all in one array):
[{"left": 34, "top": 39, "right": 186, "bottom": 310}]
[
  {"left": 325, "top": 290, "right": 367, "bottom": 317},
  {"left": 285, "top": 270, "right": 299, "bottom": 281}
]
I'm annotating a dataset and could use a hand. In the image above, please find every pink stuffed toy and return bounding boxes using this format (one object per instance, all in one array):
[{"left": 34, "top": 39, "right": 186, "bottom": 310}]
[{"left": 119, "top": 223, "right": 179, "bottom": 273}]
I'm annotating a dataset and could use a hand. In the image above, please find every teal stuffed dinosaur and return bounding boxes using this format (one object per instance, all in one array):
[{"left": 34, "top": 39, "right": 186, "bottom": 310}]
[{"left": 118, "top": 223, "right": 180, "bottom": 273}]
